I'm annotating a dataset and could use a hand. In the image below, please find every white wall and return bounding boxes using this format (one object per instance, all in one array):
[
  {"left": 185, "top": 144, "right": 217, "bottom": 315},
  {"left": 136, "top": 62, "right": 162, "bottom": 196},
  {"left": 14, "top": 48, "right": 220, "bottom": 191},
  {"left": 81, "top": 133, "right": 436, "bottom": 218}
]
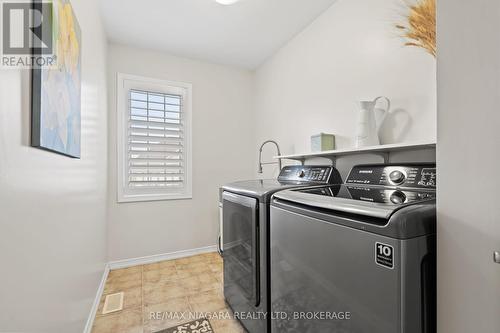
[
  {"left": 254, "top": 0, "right": 436, "bottom": 178},
  {"left": 107, "top": 44, "right": 255, "bottom": 261},
  {"left": 437, "top": 0, "right": 500, "bottom": 332},
  {"left": 0, "top": 0, "right": 108, "bottom": 332}
]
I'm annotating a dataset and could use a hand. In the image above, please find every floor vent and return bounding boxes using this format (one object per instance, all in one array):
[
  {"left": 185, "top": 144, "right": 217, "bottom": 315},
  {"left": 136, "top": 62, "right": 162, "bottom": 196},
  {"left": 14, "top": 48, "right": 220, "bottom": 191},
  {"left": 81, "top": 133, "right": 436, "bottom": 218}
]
[{"left": 102, "top": 292, "right": 124, "bottom": 315}]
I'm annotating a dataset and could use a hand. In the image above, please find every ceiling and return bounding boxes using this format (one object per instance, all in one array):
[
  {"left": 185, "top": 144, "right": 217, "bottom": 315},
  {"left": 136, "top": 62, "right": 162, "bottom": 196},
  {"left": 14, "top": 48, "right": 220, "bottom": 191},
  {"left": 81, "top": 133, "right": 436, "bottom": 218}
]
[{"left": 99, "top": 0, "right": 337, "bottom": 69}]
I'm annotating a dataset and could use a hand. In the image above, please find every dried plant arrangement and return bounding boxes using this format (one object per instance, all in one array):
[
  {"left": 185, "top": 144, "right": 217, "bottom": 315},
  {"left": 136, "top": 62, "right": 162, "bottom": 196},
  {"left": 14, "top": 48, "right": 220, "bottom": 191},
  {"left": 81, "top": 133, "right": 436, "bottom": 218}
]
[{"left": 396, "top": 0, "right": 436, "bottom": 57}]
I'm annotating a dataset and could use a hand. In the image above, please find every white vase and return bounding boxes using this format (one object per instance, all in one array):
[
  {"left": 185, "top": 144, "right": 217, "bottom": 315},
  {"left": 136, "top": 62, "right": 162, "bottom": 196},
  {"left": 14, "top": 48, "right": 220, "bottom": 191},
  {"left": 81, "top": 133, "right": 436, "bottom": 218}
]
[{"left": 355, "top": 96, "right": 390, "bottom": 148}]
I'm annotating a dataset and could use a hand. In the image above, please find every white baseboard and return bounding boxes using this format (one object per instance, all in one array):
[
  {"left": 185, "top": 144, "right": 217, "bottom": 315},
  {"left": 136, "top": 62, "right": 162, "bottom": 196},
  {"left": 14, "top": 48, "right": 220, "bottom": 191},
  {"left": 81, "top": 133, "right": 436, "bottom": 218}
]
[
  {"left": 83, "top": 263, "right": 110, "bottom": 333},
  {"left": 108, "top": 245, "right": 218, "bottom": 270},
  {"left": 83, "top": 245, "right": 218, "bottom": 333}
]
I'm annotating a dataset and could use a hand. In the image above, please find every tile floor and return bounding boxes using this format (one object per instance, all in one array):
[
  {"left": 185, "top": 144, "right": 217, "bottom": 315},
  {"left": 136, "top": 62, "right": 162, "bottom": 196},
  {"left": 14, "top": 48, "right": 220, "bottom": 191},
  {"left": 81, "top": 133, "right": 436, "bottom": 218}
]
[{"left": 91, "top": 252, "right": 246, "bottom": 333}]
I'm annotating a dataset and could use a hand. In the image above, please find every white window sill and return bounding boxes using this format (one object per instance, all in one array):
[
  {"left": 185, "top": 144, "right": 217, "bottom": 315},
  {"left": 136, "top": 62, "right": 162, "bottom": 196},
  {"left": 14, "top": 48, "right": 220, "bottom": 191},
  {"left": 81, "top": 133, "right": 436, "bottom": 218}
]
[{"left": 118, "top": 193, "right": 193, "bottom": 203}]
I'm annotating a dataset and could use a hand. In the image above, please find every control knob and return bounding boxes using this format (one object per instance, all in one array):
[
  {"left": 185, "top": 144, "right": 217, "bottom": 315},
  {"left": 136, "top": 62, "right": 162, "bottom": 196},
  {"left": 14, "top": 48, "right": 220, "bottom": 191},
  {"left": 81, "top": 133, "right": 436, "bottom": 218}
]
[
  {"left": 390, "top": 191, "right": 407, "bottom": 205},
  {"left": 389, "top": 170, "right": 406, "bottom": 185}
]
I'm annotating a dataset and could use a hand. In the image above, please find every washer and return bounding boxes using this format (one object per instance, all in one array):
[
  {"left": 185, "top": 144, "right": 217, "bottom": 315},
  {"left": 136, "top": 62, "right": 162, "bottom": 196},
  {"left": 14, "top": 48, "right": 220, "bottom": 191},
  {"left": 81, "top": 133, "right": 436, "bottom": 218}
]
[
  {"left": 221, "top": 165, "right": 342, "bottom": 333},
  {"left": 270, "top": 163, "right": 437, "bottom": 333}
]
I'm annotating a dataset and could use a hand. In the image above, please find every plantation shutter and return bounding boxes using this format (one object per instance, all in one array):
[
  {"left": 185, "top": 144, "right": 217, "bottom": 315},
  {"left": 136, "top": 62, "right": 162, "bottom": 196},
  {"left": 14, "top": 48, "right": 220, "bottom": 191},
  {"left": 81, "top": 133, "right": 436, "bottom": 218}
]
[
  {"left": 117, "top": 74, "right": 192, "bottom": 202},
  {"left": 127, "top": 89, "right": 185, "bottom": 190}
]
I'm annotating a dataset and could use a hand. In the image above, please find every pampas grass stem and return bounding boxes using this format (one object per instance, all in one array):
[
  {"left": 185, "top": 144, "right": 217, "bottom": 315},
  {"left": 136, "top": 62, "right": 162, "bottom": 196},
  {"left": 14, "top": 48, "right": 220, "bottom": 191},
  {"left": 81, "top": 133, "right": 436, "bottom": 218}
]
[{"left": 397, "top": 0, "right": 436, "bottom": 57}]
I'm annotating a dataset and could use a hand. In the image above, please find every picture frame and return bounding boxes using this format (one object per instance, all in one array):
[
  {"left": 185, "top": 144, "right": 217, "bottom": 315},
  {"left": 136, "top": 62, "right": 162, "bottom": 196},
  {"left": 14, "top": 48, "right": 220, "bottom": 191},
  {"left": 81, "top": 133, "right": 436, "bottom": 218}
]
[{"left": 31, "top": 0, "right": 82, "bottom": 158}]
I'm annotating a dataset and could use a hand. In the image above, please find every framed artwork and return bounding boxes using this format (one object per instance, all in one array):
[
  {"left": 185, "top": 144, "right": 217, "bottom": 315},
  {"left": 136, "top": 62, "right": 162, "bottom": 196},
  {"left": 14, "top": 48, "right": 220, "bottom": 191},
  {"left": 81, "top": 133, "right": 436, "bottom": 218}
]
[{"left": 31, "top": 0, "right": 82, "bottom": 158}]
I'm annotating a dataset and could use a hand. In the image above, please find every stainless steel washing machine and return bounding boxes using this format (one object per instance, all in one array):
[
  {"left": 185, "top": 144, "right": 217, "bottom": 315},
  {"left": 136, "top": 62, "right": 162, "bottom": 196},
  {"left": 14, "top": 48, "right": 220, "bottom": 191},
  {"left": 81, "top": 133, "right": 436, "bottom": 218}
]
[
  {"left": 221, "top": 165, "right": 342, "bottom": 333},
  {"left": 270, "top": 163, "right": 437, "bottom": 333}
]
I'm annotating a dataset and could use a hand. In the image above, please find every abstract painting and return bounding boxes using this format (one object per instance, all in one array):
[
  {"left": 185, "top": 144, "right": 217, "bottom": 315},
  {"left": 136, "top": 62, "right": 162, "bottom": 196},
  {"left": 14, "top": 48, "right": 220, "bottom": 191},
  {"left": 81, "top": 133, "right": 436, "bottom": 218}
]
[{"left": 31, "top": 0, "right": 81, "bottom": 158}]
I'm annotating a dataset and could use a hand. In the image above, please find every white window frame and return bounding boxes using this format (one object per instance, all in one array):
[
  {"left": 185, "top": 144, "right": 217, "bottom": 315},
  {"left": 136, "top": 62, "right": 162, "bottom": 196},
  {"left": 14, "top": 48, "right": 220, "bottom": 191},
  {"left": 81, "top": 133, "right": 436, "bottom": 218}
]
[{"left": 116, "top": 73, "right": 193, "bottom": 202}]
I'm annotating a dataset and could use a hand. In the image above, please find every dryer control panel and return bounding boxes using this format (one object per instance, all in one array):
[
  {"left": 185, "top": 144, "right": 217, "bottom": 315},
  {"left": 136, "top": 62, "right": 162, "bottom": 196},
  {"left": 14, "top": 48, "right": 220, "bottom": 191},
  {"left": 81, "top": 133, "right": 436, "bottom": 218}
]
[
  {"left": 346, "top": 164, "right": 436, "bottom": 189},
  {"left": 278, "top": 165, "right": 341, "bottom": 184}
]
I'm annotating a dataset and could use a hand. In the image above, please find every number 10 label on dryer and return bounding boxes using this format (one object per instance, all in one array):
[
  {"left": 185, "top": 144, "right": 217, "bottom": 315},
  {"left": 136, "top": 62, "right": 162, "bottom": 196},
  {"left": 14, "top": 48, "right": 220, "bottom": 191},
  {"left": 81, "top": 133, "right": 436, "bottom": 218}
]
[{"left": 375, "top": 242, "right": 394, "bottom": 269}]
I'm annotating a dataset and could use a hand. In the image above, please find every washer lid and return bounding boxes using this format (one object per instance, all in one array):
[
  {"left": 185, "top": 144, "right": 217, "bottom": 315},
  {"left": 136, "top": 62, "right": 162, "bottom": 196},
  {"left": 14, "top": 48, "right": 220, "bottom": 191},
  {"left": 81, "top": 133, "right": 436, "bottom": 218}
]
[
  {"left": 273, "top": 185, "right": 436, "bottom": 219},
  {"left": 222, "top": 179, "right": 316, "bottom": 203}
]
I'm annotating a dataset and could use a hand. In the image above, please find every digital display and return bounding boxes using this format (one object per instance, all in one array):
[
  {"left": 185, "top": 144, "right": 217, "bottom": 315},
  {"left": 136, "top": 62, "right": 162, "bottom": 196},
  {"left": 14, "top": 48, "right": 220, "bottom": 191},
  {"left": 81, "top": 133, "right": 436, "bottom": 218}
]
[
  {"left": 419, "top": 168, "right": 436, "bottom": 187},
  {"left": 421, "top": 168, "right": 436, "bottom": 176}
]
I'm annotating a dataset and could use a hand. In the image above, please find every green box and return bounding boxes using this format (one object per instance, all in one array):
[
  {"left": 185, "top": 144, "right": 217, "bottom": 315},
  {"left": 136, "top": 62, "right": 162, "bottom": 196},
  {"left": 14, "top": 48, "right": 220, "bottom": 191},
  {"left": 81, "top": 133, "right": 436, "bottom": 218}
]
[{"left": 311, "top": 133, "right": 336, "bottom": 152}]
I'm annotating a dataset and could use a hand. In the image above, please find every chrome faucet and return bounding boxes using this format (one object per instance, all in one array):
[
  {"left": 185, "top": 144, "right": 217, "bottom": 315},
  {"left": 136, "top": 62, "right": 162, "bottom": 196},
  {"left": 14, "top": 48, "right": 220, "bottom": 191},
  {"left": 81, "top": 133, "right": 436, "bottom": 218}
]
[{"left": 258, "top": 140, "right": 282, "bottom": 174}]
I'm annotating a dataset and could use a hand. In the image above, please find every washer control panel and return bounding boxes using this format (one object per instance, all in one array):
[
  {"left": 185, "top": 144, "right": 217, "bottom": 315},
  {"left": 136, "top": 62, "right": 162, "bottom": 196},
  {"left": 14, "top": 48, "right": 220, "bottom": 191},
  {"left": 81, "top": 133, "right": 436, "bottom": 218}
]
[
  {"left": 346, "top": 164, "right": 436, "bottom": 189},
  {"left": 278, "top": 165, "right": 340, "bottom": 184}
]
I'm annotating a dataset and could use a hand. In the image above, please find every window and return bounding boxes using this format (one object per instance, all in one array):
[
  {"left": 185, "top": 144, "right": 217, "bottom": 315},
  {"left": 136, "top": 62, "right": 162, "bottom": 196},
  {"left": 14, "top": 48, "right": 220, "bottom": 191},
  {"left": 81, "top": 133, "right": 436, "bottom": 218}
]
[{"left": 117, "top": 73, "right": 192, "bottom": 202}]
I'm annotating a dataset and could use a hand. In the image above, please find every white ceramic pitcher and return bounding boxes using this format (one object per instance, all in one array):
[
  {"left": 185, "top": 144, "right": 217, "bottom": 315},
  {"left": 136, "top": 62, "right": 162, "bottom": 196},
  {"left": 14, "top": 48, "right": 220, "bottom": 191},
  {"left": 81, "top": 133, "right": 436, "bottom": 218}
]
[{"left": 355, "top": 96, "right": 390, "bottom": 148}]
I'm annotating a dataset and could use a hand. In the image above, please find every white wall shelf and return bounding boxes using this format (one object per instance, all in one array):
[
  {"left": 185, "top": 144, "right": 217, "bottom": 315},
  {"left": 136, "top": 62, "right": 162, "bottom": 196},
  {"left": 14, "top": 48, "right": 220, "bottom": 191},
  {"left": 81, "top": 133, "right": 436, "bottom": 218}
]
[{"left": 274, "top": 141, "right": 436, "bottom": 165}]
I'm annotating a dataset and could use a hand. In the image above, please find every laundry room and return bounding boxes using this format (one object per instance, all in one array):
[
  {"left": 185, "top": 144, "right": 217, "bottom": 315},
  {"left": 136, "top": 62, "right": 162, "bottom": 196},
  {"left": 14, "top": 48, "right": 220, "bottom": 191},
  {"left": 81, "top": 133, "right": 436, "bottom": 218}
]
[{"left": 0, "top": 0, "right": 499, "bottom": 333}]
